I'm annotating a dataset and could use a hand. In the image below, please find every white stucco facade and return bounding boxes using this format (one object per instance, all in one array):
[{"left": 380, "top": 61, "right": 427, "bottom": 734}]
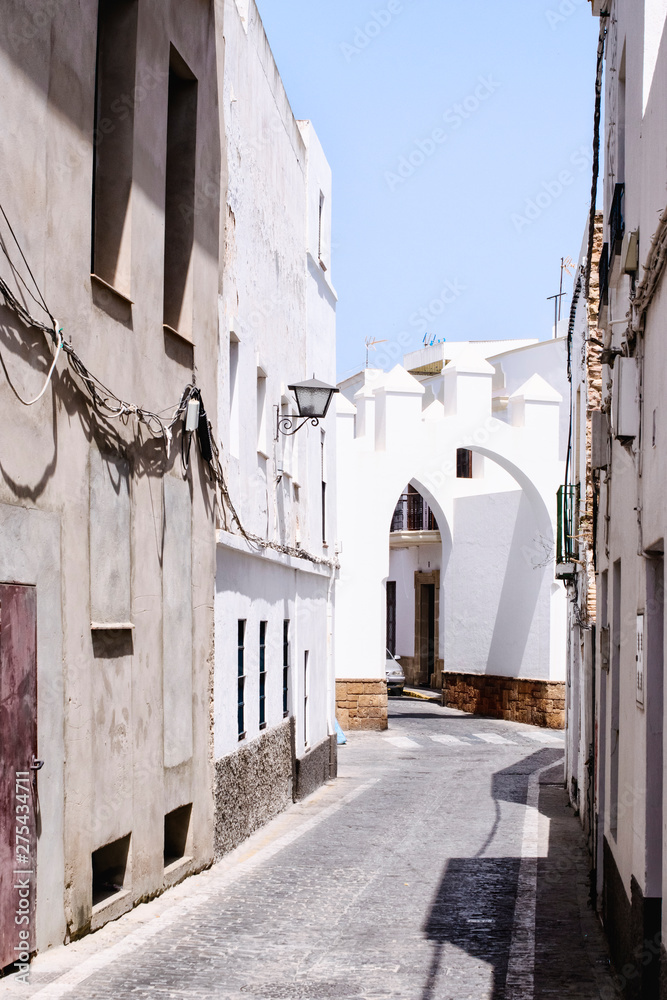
[
  {"left": 213, "top": 0, "right": 338, "bottom": 833},
  {"left": 574, "top": 0, "right": 667, "bottom": 980},
  {"left": 335, "top": 338, "right": 569, "bottom": 723}
]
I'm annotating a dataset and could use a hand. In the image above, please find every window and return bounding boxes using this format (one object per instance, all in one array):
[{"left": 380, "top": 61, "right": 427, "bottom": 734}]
[
  {"left": 456, "top": 448, "right": 473, "bottom": 479},
  {"left": 321, "top": 433, "right": 327, "bottom": 545},
  {"left": 91, "top": 0, "right": 138, "bottom": 296},
  {"left": 283, "top": 620, "right": 290, "bottom": 718},
  {"left": 163, "top": 804, "right": 191, "bottom": 867},
  {"left": 386, "top": 582, "right": 396, "bottom": 656},
  {"left": 92, "top": 834, "right": 131, "bottom": 907},
  {"left": 163, "top": 48, "right": 198, "bottom": 340},
  {"left": 303, "top": 650, "right": 309, "bottom": 747},
  {"left": 257, "top": 373, "right": 268, "bottom": 456},
  {"left": 318, "top": 192, "right": 326, "bottom": 270},
  {"left": 237, "top": 620, "right": 246, "bottom": 740},
  {"left": 229, "top": 335, "right": 240, "bottom": 458},
  {"left": 259, "top": 621, "right": 267, "bottom": 730}
]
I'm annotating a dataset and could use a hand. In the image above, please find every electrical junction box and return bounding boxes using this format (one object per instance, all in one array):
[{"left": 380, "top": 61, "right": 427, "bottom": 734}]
[
  {"left": 622, "top": 230, "right": 639, "bottom": 274},
  {"left": 591, "top": 409, "right": 609, "bottom": 469},
  {"left": 612, "top": 357, "right": 639, "bottom": 440},
  {"left": 185, "top": 398, "right": 200, "bottom": 432}
]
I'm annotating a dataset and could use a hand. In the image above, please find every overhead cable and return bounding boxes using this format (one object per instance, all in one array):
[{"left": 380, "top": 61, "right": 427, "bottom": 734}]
[{"left": 0, "top": 202, "right": 338, "bottom": 573}]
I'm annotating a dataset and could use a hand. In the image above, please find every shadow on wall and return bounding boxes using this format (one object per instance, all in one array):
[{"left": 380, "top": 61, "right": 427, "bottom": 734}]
[{"left": 485, "top": 492, "right": 549, "bottom": 676}]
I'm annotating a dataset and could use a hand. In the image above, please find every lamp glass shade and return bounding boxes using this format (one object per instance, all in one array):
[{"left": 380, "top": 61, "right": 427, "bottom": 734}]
[{"left": 288, "top": 378, "right": 339, "bottom": 419}]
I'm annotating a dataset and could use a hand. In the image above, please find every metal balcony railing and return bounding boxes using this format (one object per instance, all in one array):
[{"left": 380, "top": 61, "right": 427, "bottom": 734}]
[
  {"left": 391, "top": 493, "right": 439, "bottom": 533},
  {"left": 557, "top": 484, "right": 579, "bottom": 564}
]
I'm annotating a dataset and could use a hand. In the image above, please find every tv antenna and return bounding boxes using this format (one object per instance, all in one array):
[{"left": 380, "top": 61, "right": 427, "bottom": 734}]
[
  {"left": 548, "top": 255, "right": 575, "bottom": 338},
  {"left": 365, "top": 336, "right": 387, "bottom": 368}
]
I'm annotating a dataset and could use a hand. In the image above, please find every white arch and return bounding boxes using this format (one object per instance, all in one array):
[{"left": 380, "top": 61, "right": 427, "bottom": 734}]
[{"left": 335, "top": 363, "right": 566, "bottom": 687}]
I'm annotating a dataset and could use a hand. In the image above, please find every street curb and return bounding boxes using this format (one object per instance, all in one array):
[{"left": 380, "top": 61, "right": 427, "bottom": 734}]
[{"left": 402, "top": 687, "right": 443, "bottom": 704}]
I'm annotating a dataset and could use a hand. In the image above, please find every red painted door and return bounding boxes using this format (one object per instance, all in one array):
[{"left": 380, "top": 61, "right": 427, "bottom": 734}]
[{"left": 0, "top": 586, "right": 37, "bottom": 971}]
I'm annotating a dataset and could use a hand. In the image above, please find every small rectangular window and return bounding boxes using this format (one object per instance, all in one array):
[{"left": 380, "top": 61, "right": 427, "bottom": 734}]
[
  {"left": 259, "top": 621, "right": 267, "bottom": 730},
  {"left": 321, "top": 434, "right": 327, "bottom": 544},
  {"left": 456, "top": 448, "right": 473, "bottom": 479},
  {"left": 92, "top": 0, "right": 138, "bottom": 296},
  {"left": 237, "top": 620, "right": 246, "bottom": 740},
  {"left": 229, "top": 335, "right": 240, "bottom": 458},
  {"left": 163, "top": 48, "right": 198, "bottom": 340},
  {"left": 303, "top": 650, "right": 309, "bottom": 747},
  {"left": 318, "top": 193, "right": 324, "bottom": 260},
  {"left": 92, "top": 834, "right": 131, "bottom": 907},
  {"left": 283, "top": 620, "right": 290, "bottom": 718},
  {"left": 257, "top": 374, "right": 268, "bottom": 456},
  {"left": 163, "top": 804, "right": 191, "bottom": 867}
]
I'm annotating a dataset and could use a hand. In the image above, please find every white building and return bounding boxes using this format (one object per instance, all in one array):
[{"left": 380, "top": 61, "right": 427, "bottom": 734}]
[
  {"left": 213, "top": 0, "right": 338, "bottom": 856},
  {"left": 335, "top": 338, "right": 570, "bottom": 731},
  {"left": 576, "top": 0, "right": 667, "bottom": 990}
]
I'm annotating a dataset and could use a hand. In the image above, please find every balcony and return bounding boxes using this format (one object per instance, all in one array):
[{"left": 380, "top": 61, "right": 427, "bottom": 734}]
[
  {"left": 556, "top": 484, "right": 579, "bottom": 577},
  {"left": 609, "top": 182, "right": 625, "bottom": 256},
  {"left": 392, "top": 492, "right": 439, "bottom": 532},
  {"left": 391, "top": 490, "right": 441, "bottom": 547}
]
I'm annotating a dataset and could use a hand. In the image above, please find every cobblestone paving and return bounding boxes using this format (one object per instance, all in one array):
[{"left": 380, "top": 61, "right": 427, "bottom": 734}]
[{"left": 2, "top": 701, "right": 621, "bottom": 1000}]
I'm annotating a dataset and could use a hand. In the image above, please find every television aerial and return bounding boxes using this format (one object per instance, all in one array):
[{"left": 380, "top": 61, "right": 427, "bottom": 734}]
[{"left": 365, "top": 336, "right": 387, "bottom": 368}]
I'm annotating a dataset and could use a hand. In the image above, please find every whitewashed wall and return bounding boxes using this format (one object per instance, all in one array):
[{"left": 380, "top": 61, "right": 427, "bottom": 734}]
[
  {"left": 337, "top": 341, "right": 568, "bottom": 687},
  {"left": 215, "top": 0, "right": 337, "bottom": 763}
]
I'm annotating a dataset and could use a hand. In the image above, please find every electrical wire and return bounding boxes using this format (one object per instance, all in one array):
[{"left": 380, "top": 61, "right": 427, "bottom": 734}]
[
  {"left": 584, "top": 12, "right": 609, "bottom": 302},
  {"left": 0, "top": 202, "right": 339, "bottom": 573},
  {"left": 9, "top": 327, "right": 63, "bottom": 406}
]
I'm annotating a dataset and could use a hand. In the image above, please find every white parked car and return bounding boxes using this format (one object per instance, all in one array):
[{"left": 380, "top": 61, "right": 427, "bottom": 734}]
[{"left": 385, "top": 649, "right": 405, "bottom": 696}]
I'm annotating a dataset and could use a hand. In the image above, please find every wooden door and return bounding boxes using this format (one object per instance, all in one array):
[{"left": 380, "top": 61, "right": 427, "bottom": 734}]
[
  {"left": 420, "top": 584, "right": 435, "bottom": 686},
  {"left": 0, "top": 585, "right": 37, "bottom": 970}
]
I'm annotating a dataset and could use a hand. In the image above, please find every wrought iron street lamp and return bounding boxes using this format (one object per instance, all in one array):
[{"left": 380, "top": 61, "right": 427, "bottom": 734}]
[{"left": 276, "top": 377, "right": 339, "bottom": 438}]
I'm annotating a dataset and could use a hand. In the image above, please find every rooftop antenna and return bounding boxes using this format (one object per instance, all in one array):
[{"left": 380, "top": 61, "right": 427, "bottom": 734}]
[
  {"left": 547, "top": 255, "right": 574, "bottom": 339},
  {"left": 365, "top": 336, "right": 387, "bottom": 368}
]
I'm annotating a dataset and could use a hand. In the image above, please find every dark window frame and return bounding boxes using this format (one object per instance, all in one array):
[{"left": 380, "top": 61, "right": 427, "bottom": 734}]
[
  {"left": 456, "top": 449, "right": 473, "bottom": 479},
  {"left": 259, "top": 620, "right": 267, "bottom": 730},
  {"left": 283, "top": 620, "right": 290, "bottom": 718},
  {"left": 237, "top": 619, "right": 246, "bottom": 740}
]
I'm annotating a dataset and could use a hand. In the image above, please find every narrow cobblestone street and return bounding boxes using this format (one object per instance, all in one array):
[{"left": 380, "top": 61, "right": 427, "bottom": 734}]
[{"left": 2, "top": 701, "right": 620, "bottom": 1000}]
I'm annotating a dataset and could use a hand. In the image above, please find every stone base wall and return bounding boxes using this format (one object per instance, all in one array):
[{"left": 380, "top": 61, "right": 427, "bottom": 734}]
[
  {"left": 336, "top": 679, "right": 388, "bottom": 731},
  {"left": 295, "top": 735, "right": 337, "bottom": 800},
  {"left": 214, "top": 720, "right": 293, "bottom": 859},
  {"left": 442, "top": 671, "right": 565, "bottom": 729}
]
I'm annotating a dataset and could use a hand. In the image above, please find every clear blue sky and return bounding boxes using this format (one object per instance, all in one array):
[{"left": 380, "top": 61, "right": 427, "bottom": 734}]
[{"left": 255, "top": 0, "right": 600, "bottom": 380}]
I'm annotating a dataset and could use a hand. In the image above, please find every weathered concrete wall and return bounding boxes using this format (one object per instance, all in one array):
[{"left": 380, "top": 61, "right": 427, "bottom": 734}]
[
  {"left": 0, "top": 0, "right": 222, "bottom": 950},
  {"left": 214, "top": 720, "right": 293, "bottom": 858}
]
